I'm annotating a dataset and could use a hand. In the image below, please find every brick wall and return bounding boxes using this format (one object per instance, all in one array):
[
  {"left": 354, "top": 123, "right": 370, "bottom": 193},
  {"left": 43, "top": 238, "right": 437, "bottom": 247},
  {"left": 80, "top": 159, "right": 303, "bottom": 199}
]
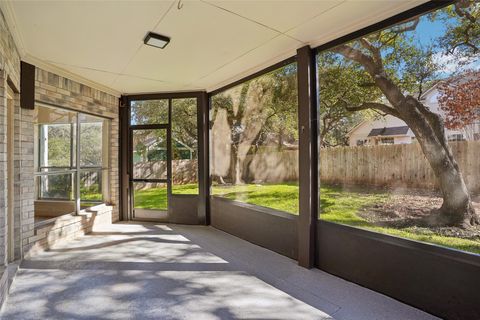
[
  {"left": 0, "top": 6, "right": 121, "bottom": 259},
  {"left": 0, "top": 8, "right": 23, "bottom": 264},
  {"left": 0, "top": 6, "right": 123, "bottom": 309},
  {"left": 27, "top": 204, "right": 113, "bottom": 256},
  {"left": 0, "top": 7, "right": 28, "bottom": 307}
]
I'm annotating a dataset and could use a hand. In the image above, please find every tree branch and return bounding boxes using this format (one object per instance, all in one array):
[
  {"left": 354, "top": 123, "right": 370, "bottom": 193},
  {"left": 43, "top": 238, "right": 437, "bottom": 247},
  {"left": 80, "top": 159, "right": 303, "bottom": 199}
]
[
  {"left": 448, "top": 41, "right": 479, "bottom": 54},
  {"left": 332, "top": 44, "right": 378, "bottom": 75},
  {"left": 359, "top": 38, "right": 382, "bottom": 65},
  {"left": 342, "top": 100, "right": 402, "bottom": 119},
  {"left": 455, "top": 0, "right": 477, "bottom": 23},
  {"left": 332, "top": 44, "right": 406, "bottom": 107}
]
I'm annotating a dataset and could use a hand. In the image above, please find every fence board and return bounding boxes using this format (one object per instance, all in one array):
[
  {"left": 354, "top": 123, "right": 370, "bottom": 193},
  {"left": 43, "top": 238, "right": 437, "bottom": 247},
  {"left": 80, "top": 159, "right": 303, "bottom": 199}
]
[{"left": 319, "top": 141, "right": 480, "bottom": 194}]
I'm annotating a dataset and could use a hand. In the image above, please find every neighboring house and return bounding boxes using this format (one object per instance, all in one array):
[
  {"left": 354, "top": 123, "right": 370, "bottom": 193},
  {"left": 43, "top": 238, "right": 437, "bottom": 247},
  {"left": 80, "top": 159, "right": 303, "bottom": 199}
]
[
  {"left": 348, "top": 114, "right": 415, "bottom": 146},
  {"left": 347, "top": 82, "right": 480, "bottom": 146},
  {"left": 133, "top": 136, "right": 195, "bottom": 162}
]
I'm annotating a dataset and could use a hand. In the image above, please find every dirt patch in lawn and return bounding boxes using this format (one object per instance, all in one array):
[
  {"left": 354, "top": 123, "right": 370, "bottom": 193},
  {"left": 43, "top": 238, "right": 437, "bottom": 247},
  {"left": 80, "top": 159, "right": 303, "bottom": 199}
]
[{"left": 357, "top": 191, "right": 480, "bottom": 240}]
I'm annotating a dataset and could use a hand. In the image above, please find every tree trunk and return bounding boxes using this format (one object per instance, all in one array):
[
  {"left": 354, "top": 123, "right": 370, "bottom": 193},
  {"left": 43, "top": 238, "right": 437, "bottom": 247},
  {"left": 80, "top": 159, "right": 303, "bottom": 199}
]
[
  {"left": 398, "top": 97, "right": 479, "bottom": 227},
  {"left": 228, "top": 145, "right": 243, "bottom": 185},
  {"left": 331, "top": 43, "right": 479, "bottom": 228}
]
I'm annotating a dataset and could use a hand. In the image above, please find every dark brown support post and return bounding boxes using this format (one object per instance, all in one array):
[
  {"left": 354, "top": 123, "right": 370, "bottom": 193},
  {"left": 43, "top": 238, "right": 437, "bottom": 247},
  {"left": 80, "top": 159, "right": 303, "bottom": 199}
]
[
  {"left": 20, "top": 61, "right": 35, "bottom": 109},
  {"left": 297, "top": 45, "right": 318, "bottom": 268},
  {"left": 119, "top": 96, "right": 130, "bottom": 221},
  {"left": 197, "top": 92, "right": 210, "bottom": 225}
]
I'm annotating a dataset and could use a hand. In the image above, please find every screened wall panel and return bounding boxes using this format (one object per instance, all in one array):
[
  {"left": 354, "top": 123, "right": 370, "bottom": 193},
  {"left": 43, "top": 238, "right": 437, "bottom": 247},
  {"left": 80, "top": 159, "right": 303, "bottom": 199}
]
[
  {"left": 210, "top": 63, "right": 299, "bottom": 214},
  {"left": 130, "top": 99, "right": 169, "bottom": 125},
  {"left": 172, "top": 98, "right": 199, "bottom": 195},
  {"left": 317, "top": 2, "right": 480, "bottom": 255}
]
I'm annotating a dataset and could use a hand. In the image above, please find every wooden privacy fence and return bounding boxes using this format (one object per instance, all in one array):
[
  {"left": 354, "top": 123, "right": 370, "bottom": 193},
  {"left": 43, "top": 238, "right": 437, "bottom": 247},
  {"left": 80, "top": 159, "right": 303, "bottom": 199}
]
[
  {"left": 320, "top": 141, "right": 480, "bottom": 194},
  {"left": 134, "top": 160, "right": 197, "bottom": 184},
  {"left": 136, "top": 142, "right": 480, "bottom": 194}
]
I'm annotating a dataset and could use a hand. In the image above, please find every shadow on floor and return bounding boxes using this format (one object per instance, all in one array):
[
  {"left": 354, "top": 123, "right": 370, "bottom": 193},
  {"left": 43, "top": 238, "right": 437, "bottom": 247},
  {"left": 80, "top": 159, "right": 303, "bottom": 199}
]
[{"left": 2, "top": 222, "right": 333, "bottom": 320}]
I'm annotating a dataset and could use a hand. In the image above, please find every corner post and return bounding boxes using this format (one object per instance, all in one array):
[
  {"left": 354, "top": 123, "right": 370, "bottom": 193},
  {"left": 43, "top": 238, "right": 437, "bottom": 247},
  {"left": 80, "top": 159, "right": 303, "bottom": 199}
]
[
  {"left": 119, "top": 96, "right": 130, "bottom": 221},
  {"left": 197, "top": 92, "right": 210, "bottom": 225},
  {"left": 297, "top": 45, "right": 318, "bottom": 268}
]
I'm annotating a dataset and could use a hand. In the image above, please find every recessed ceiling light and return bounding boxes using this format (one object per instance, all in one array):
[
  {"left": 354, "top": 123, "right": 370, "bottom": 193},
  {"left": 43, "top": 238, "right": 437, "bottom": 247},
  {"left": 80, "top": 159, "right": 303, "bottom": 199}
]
[{"left": 144, "top": 32, "right": 170, "bottom": 49}]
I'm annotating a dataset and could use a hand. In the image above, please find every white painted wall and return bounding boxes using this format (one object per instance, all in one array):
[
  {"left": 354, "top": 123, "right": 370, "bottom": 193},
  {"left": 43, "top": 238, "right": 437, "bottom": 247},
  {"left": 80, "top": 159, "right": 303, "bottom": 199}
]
[
  {"left": 348, "top": 114, "right": 414, "bottom": 146},
  {"left": 422, "top": 87, "right": 479, "bottom": 140}
]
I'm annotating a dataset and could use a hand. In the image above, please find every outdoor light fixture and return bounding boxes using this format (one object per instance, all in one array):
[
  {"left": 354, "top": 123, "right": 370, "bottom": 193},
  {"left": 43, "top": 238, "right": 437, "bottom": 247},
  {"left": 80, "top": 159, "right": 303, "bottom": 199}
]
[{"left": 144, "top": 32, "right": 170, "bottom": 49}]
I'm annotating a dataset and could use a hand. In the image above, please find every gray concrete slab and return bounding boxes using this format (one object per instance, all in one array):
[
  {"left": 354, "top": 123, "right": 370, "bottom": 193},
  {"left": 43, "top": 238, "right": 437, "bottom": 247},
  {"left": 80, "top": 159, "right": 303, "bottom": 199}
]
[{"left": 1, "top": 222, "right": 439, "bottom": 320}]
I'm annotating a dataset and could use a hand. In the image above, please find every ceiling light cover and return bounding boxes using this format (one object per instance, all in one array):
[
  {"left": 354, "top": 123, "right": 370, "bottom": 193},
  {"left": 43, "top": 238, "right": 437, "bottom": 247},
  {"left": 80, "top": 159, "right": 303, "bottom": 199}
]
[{"left": 144, "top": 32, "right": 170, "bottom": 49}]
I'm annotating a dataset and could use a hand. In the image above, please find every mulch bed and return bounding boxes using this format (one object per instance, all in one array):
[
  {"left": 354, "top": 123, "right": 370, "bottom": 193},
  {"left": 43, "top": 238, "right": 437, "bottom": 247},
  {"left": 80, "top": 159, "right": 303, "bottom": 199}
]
[{"left": 357, "top": 191, "right": 480, "bottom": 240}]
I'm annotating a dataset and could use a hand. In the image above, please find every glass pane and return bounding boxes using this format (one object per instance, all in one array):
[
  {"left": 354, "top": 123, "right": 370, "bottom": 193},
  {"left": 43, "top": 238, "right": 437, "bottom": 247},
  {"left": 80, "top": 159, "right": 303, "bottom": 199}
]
[
  {"left": 133, "top": 129, "right": 167, "bottom": 180},
  {"left": 210, "top": 63, "right": 299, "bottom": 214},
  {"left": 130, "top": 99, "right": 169, "bottom": 125},
  {"left": 35, "top": 105, "right": 77, "bottom": 172},
  {"left": 79, "top": 113, "right": 106, "bottom": 168},
  {"left": 172, "top": 98, "right": 198, "bottom": 195},
  {"left": 36, "top": 173, "right": 75, "bottom": 201},
  {"left": 317, "top": 2, "right": 480, "bottom": 255},
  {"left": 80, "top": 170, "right": 103, "bottom": 205},
  {"left": 134, "top": 182, "right": 168, "bottom": 211}
]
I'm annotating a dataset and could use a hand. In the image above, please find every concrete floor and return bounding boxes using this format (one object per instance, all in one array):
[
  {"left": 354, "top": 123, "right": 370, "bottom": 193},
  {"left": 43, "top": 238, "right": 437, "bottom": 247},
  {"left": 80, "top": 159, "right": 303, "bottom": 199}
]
[{"left": 1, "top": 222, "right": 439, "bottom": 320}]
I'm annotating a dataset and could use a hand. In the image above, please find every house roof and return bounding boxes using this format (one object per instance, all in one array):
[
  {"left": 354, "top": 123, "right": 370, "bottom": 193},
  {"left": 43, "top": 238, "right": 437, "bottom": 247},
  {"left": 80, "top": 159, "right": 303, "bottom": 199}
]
[
  {"left": 368, "top": 126, "right": 409, "bottom": 137},
  {"left": 346, "top": 120, "right": 369, "bottom": 137}
]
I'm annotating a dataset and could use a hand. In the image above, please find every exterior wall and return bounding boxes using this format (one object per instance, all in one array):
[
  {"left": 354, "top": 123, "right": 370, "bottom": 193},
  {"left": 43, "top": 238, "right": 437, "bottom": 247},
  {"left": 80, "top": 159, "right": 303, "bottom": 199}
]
[
  {"left": 422, "top": 87, "right": 480, "bottom": 140},
  {"left": 28, "top": 204, "right": 113, "bottom": 256},
  {"left": 0, "top": 3, "right": 120, "bottom": 274},
  {"left": 369, "top": 135, "right": 412, "bottom": 145},
  {"left": 393, "top": 136, "right": 412, "bottom": 144},
  {"left": 0, "top": 6, "right": 29, "bottom": 307},
  {"left": 0, "top": 8, "right": 23, "bottom": 262}
]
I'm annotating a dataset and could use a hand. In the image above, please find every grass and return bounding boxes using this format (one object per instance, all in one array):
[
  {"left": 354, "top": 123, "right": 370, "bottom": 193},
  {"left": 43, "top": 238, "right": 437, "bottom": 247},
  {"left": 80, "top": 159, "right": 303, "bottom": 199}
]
[
  {"left": 213, "top": 183, "right": 299, "bottom": 213},
  {"left": 133, "top": 184, "right": 199, "bottom": 211},
  {"left": 133, "top": 183, "right": 480, "bottom": 254}
]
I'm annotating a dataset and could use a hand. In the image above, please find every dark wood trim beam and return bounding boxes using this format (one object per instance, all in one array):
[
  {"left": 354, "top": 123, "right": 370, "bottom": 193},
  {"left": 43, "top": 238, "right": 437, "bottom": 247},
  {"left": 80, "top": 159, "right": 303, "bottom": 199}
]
[
  {"left": 119, "top": 96, "right": 130, "bottom": 221},
  {"left": 209, "top": 56, "right": 296, "bottom": 96},
  {"left": 297, "top": 45, "right": 318, "bottom": 268},
  {"left": 197, "top": 92, "right": 210, "bottom": 225},
  {"left": 20, "top": 61, "right": 35, "bottom": 109}
]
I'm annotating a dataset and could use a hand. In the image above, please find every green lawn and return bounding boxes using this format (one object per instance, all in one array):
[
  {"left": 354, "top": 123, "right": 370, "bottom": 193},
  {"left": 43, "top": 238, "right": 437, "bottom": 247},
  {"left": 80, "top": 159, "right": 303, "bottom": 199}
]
[
  {"left": 134, "top": 184, "right": 198, "bottom": 211},
  {"left": 133, "top": 183, "right": 480, "bottom": 254}
]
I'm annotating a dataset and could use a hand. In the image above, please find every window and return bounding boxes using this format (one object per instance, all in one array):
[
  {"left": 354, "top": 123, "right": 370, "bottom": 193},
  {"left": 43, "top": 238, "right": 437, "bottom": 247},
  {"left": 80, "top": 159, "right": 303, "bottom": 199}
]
[
  {"left": 380, "top": 137, "right": 394, "bottom": 145},
  {"left": 210, "top": 63, "right": 299, "bottom": 214},
  {"left": 79, "top": 113, "right": 109, "bottom": 207},
  {"left": 356, "top": 139, "right": 367, "bottom": 146},
  {"left": 34, "top": 105, "right": 109, "bottom": 221},
  {"left": 448, "top": 134, "right": 465, "bottom": 141},
  {"left": 317, "top": 2, "right": 480, "bottom": 255},
  {"left": 35, "top": 106, "right": 77, "bottom": 205}
]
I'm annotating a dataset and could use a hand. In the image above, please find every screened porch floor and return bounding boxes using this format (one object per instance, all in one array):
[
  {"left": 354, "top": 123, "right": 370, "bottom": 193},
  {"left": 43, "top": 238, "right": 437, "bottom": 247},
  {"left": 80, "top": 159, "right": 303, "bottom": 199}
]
[{"left": 1, "top": 222, "right": 438, "bottom": 320}]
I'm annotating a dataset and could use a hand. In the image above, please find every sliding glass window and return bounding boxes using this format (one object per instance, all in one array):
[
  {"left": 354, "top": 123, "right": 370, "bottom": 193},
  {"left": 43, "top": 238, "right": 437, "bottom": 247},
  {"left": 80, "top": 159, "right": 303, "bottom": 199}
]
[
  {"left": 317, "top": 2, "right": 480, "bottom": 254},
  {"left": 211, "top": 63, "right": 299, "bottom": 214},
  {"left": 34, "top": 105, "right": 109, "bottom": 223}
]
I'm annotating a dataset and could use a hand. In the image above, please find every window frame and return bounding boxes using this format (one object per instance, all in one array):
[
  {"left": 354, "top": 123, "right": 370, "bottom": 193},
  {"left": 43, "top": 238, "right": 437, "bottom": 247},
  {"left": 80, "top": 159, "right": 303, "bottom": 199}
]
[{"left": 34, "top": 103, "right": 111, "bottom": 215}]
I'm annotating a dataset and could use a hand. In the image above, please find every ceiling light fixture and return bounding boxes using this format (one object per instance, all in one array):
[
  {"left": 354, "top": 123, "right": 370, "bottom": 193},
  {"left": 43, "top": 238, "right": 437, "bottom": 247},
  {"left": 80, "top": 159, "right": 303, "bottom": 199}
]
[{"left": 144, "top": 32, "right": 170, "bottom": 49}]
